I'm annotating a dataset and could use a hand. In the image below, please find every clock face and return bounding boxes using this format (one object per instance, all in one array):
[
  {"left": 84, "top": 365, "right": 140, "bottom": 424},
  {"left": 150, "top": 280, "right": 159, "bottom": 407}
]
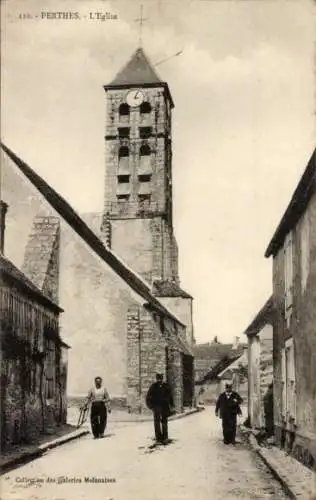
[{"left": 126, "top": 89, "right": 144, "bottom": 108}]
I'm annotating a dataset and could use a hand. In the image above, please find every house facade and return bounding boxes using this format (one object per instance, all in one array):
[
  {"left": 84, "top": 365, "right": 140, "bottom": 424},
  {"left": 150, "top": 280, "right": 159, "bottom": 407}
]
[
  {"left": 0, "top": 202, "right": 69, "bottom": 450},
  {"left": 265, "top": 149, "right": 316, "bottom": 469},
  {"left": 244, "top": 297, "right": 273, "bottom": 429}
]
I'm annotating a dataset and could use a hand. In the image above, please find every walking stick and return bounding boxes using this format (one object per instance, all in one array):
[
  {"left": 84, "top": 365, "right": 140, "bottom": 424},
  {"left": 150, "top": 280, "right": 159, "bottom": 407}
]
[{"left": 77, "top": 402, "right": 89, "bottom": 428}]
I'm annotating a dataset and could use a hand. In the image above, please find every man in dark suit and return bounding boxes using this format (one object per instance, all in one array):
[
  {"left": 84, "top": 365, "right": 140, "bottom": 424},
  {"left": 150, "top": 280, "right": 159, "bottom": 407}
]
[
  {"left": 146, "top": 373, "right": 173, "bottom": 444},
  {"left": 215, "top": 383, "right": 243, "bottom": 445}
]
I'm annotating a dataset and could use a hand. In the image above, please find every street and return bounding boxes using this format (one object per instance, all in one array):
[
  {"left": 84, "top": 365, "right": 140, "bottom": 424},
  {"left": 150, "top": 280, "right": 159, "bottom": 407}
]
[{"left": 2, "top": 407, "right": 288, "bottom": 500}]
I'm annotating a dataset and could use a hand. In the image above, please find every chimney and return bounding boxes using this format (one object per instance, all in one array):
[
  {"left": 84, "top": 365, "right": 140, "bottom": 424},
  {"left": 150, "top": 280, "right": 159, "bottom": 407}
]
[{"left": 0, "top": 200, "right": 8, "bottom": 254}]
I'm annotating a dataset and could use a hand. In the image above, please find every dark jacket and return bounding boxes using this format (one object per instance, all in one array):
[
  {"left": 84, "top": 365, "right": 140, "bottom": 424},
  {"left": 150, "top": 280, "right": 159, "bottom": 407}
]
[
  {"left": 215, "top": 391, "right": 243, "bottom": 419},
  {"left": 146, "top": 381, "right": 173, "bottom": 413}
]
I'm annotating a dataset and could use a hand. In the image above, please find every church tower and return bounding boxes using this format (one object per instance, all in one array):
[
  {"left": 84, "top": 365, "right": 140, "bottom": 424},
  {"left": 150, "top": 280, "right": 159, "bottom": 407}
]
[{"left": 102, "top": 48, "right": 179, "bottom": 285}]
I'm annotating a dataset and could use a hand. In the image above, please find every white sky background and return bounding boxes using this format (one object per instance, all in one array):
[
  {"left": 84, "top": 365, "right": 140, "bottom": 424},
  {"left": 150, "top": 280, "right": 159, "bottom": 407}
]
[{"left": 1, "top": 0, "right": 315, "bottom": 344}]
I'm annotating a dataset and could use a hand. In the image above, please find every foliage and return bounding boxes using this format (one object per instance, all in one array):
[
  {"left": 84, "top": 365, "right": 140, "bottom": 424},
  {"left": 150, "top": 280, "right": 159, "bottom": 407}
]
[{"left": 233, "top": 363, "right": 248, "bottom": 383}]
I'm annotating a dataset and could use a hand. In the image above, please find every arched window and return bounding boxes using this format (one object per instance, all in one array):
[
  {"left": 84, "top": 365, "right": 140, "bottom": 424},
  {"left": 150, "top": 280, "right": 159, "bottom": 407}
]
[
  {"left": 119, "top": 146, "right": 129, "bottom": 158},
  {"left": 139, "top": 143, "right": 152, "bottom": 176},
  {"left": 119, "top": 103, "right": 130, "bottom": 116},
  {"left": 140, "top": 144, "right": 151, "bottom": 156},
  {"left": 140, "top": 102, "right": 151, "bottom": 114}
]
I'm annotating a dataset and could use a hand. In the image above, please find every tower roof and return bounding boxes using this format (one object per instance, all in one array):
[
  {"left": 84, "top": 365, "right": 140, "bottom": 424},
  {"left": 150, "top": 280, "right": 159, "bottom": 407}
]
[
  {"left": 108, "top": 47, "right": 162, "bottom": 87},
  {"left": 104, "top": 47, "right": 174, "bottom": 107}
]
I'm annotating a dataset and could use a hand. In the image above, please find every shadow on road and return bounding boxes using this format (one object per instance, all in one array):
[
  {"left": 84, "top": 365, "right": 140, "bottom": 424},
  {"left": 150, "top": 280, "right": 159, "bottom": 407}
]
[{"left": 138, "top": 438, "right": 176, "bottom": 454}]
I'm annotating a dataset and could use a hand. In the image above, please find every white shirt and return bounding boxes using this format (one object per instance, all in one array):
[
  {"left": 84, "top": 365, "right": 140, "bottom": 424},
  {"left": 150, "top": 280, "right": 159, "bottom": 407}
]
[{"left": 88, "top": 386, "right": 110, "bottom": 402}]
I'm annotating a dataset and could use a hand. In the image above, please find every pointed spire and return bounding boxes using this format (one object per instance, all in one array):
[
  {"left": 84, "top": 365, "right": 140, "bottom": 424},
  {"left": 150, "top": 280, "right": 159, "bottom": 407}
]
[{"left": 107, "top": 47, "right": 162, "bottom": 87}]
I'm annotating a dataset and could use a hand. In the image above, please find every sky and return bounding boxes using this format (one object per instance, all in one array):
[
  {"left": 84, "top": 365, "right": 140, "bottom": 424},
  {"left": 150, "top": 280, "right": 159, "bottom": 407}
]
[{"left": 1, "top": 0, "right": 315, "bottom": 344}]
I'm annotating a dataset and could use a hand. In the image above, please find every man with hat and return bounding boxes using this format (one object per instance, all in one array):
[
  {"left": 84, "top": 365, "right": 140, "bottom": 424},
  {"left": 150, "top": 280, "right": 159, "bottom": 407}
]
[
  {"left": 215, "top": 383, "right": 243, "bottom": 445},
  {"left": 146, "top": 373, "right": 173, "bottom": 444}
]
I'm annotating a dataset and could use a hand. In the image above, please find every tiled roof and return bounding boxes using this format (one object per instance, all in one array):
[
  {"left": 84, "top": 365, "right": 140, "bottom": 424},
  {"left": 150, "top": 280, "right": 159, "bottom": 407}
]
[
  {"left": 193, "top": 342, "right": 245, "bottom": 360},
  {"left": 106, "top": 48, "right": 162, "bottom": 87},
  {"left": 0, "top": 253, "right": 62, "bottom": 312},
  {"left": 153, "top": 279, "right": 192, "bottom": 299},
  {"left": 265, "top": 148, "right": 316, "bottom": 257},
  {"left": 196, "top": 353, "right": 243, "bottom": 385}
]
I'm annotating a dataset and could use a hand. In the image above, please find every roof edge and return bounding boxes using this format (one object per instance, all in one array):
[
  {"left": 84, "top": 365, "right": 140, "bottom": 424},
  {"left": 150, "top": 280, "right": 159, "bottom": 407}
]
[
  {"left": 265, "top": 148, "right": 316, "bottom": 258},
  {"left": 244, "top": 296, "right": 273, "bottom": 337},
  {"left": 1, "top": 254, "right": 63, "bottom": 313},
  {"left": 1, "top": 143, "right": 183, "bottom": 328}
]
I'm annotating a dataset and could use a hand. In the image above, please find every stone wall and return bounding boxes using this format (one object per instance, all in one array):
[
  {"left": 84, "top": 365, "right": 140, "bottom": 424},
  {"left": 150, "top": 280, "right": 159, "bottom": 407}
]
[
  {"left": 126, "top": 306, "right": 167, "bottom": 412},
  {"left": 111, "top": 218, "right": 153, "bottom": 283},
  {"left": 60, "top": 220, "right": 145, "bottom": 399},
  {"left": 104, "top": 86, "right": 169, "bottom": 214},
  {"left": 158, "top": 296, "right": 194, "bottom": 345},
  {"left": 126, "top": 306, "right": 186, "bottom": 413},
  {"left": 22, "top": 216, "right": 60, "bottom": 304}
]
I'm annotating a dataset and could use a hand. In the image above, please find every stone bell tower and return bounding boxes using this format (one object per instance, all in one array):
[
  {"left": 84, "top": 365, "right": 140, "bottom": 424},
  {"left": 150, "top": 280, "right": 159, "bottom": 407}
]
[{"left": 102, "top": 47, "right": 179, "bottom": 285}]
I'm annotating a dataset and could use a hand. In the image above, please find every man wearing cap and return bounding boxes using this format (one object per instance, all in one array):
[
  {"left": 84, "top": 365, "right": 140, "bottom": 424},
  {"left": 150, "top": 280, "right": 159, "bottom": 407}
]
[
  {"left": 146, "top": 373, "right": 173, "bottom": 444},
  {"left": 86, "top": 376, "right": 111, "bottom": 439},
  {"left": 215, "top": 383, "right": 243, "bottom": 445}
]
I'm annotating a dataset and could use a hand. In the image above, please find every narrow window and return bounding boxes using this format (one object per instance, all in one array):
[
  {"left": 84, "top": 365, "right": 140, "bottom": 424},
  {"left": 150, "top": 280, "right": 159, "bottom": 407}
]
[
  {"left": 117, "top": 194, "right": 129, "bottom": 202},
  {"left": 138, "top": 194, "right": 151, "bottom": 203},
  {"left": 300, "top": 211, "right": 310, "bottom": 292},
  {"left": 140, "top": 102, "right": 151, "bottom": 114},
  {"left": 119, "top": 146, "right": 129, "bottom": 158},
  {"left": 138, "top": 174, "right": 151, "bottom": 183},
  {"left": 139, "top": 127, "right": 152, "bottom": 139},
  {"left": 118, "top": 127, "right": 130, "bottom": 138},
  {"left": 119, "top": 103, "right": 130, "bottom": 116},
  {"left": 118, "top": 175, "right": 130, "bottom": 183},
  {"left": 140, "top": 144, "right": 151, "bottom": 156}
]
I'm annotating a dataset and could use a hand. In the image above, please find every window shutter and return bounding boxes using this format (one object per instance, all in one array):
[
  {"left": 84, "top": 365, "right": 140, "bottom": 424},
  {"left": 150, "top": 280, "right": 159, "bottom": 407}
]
[
  {"left": 300, "top": 211, "right": 310, "bottom": 292},
  {"left": 281, "top": 348, "right": 286, "bottom": 416}
]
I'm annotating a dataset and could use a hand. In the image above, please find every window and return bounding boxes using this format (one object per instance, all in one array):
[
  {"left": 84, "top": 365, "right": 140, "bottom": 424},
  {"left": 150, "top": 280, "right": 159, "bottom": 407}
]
[
  {"left": 118, "top": 127, "right": 130, "bottom": 138},
  {"left": 138, "top": 174, "right": 151, "bottom": 183},
  {"left": 118, "top": 146, "right": 129, "bottom": 174},
  {"left": 117, "top": 194, "right": 129, "bottom": 202},
  {"left": 139, "top": 144, "right": 152, "bottom": 175},
  {"left": 140, "top": 102, "right": 151, "bottom": 114},
  {"left": 46, "top": 378, "right": 54, "bottom": 399},
  {"left": 300, "top": 211, "right": 310, "bottom": 292},
  {"left": 138, "top": 194, "right": 151, "bottom": 203},
  {"left": 31, "top": 364, "right": 37, "bottom": 394},
  {"left": 140, "top": 144, "right": 151, "bottom": 156},
  {"left": 284, "top": 232, "right": 293, "bottom": 327},
  {"left": 119, "top": 103, "right": 130, "bottom": 116},
  {"left": 118, "top": 146, "right": 129, "bottom": 158},
  {"left": 118, "top": 175, "right": 130, "bottom": 183},
  {"left": 139, "top": 127, "right": 152, "bottom": 138}
]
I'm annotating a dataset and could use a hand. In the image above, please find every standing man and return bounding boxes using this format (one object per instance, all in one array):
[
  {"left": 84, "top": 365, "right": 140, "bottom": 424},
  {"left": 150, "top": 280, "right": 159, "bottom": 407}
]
[
  {"left": 86, "top": 376, "right": 111, "bottom": 439},
  {"left": 215, "top": 383, "right": 243, "bottom": 445},
  {"left": 146, "top": 373, "right": 173, "bottom": 444}
]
